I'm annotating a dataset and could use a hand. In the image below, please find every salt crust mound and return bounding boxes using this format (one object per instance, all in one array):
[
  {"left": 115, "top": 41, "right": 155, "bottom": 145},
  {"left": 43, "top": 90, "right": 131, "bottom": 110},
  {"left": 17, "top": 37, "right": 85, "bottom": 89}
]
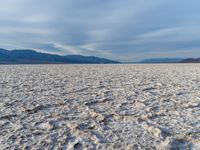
[{"left": 0, "top": 64, "right": 200, "bottom": 149}]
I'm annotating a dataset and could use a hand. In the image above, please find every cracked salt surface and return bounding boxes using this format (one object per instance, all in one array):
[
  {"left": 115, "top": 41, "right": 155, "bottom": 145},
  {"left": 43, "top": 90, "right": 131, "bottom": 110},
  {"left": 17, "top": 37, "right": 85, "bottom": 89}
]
[{"left": 0, "top": 64, "right": 200, "bottom": 150}]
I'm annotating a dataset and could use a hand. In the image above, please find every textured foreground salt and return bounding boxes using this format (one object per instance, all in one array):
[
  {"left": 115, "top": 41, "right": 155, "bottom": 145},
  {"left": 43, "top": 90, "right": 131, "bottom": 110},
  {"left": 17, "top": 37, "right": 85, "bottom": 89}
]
[{"left": 0, "top": 64, "right": 200, "bottom": 150}]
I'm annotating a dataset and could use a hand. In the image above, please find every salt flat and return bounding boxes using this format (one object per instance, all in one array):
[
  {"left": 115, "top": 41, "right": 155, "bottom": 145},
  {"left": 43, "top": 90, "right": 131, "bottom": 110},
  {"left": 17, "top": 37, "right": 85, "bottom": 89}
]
[{"left": 0, "top": 64, "right": 200, "bottom": 150}]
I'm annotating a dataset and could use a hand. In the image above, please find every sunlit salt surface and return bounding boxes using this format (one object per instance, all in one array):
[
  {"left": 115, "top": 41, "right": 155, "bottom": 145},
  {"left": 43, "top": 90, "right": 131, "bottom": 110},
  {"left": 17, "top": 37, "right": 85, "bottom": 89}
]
[{"left": 0, "top": 64, "right": 200, "bottom": 149}]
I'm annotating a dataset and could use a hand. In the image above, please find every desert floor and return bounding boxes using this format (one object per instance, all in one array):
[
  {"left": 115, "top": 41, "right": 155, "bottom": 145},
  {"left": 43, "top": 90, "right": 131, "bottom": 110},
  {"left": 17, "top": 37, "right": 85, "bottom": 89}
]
[{"left": 0, "top": 64, "right": 200, "bottom": 150}]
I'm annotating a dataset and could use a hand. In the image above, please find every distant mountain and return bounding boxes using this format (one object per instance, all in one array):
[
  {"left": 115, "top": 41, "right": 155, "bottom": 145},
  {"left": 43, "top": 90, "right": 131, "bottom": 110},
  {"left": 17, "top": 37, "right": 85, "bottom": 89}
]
[
  {"left": 179, "top": 58, "right": 200, "bottom": 63},
  {"left": 0, "top": 48, "right": 120, "bottom": 64},
  {"left": 138, "top": 58, "right": 182, "bottom": 63}
]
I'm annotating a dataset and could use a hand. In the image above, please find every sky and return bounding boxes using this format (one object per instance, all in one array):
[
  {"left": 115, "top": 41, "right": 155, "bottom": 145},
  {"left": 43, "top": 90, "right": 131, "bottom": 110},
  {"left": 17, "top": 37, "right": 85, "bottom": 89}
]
[{"left": 0, "top": 0, "right": 200, "bottom": 62}]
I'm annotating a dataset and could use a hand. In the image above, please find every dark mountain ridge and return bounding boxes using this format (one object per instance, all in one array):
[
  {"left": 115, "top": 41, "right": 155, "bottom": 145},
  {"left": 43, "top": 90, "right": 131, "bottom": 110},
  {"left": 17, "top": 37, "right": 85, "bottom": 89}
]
[{"left": 0, "top": 48, "right": 120, "bottom": 64}]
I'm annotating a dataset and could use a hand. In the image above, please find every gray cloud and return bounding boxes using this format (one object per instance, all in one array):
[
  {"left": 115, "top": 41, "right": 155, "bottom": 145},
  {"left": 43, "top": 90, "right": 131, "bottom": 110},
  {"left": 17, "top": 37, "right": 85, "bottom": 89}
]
[{"left": 0, "top": 0, "right": 200, "bottom": 61}]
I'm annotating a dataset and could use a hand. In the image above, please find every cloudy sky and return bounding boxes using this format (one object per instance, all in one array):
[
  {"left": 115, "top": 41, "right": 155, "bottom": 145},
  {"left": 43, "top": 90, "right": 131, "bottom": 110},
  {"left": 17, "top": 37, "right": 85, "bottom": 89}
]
[{"left": 0, "top": 0, "right": 200, "bottom": 61}]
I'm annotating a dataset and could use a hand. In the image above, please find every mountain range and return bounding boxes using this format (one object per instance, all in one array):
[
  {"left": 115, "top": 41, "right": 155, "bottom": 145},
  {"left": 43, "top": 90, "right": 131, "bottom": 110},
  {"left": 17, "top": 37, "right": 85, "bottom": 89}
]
[
  {"left": 0, "top": 48, "right": 200, "bottom": 64},
  {"left": 0, "top": 48, "right": 120, "bottom": 64}
]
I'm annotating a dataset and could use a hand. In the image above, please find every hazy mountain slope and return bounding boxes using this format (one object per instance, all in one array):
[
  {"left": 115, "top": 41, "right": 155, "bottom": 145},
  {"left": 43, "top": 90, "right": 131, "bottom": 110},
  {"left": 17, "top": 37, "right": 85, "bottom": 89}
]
[
  {"left": 138, "top": 58, "right": 182, "bottom": 63},
  {"left": 179, "top": 58, "right": 200, "bottom": 63}
]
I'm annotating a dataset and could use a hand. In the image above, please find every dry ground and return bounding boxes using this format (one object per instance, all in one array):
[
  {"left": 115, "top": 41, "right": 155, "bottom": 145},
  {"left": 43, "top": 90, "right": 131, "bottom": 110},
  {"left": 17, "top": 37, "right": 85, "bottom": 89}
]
[{"left": 0, "top": 64, "right": 200, "bottom": 150}]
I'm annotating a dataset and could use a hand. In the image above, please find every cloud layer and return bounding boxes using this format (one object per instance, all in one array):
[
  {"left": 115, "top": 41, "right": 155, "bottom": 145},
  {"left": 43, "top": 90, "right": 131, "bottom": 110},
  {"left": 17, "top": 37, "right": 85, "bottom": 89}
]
[{"left": 0, "top": 0, "right": 200, "bottom": 61}]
